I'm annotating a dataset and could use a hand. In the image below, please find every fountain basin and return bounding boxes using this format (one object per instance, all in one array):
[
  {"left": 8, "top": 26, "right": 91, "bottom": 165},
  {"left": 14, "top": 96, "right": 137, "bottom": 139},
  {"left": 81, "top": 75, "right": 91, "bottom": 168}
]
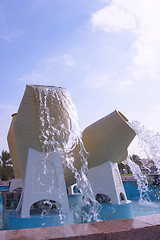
[
  {"left": 1, "top": 181, "right": 160, "bottom": 231},
  {"left": 2, "top": 194, "right": 132, "bottom": 230},
  {"left": 1, "top": 214, "right": 160, "bottom": 240}
]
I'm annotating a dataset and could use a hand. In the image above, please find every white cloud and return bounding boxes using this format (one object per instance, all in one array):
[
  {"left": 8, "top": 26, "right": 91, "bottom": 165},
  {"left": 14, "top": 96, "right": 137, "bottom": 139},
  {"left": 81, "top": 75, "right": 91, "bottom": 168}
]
[
  {"left": 114, "top": 80, "right": 134, "bottom": 93},
  {"left": 63, "top": 54, "right": 75, "bottom": 66},
  {"left": 91, "top": 3, "right": 137, "bottom": 32},
  {"left": 40, "top": 54, "right": 75, "bottom": 68},
  {"left": 0, "top": 104, "right": 16, "bottom": 110},
  {"left": 85, "top": 72, "right": 110, "bottom": 88},
  {"left": 16, "top": 53, "right": 75, "bottom": 85},
  {"left": 16, "top": 72, "right": 46, "bottom": 84},
  {"left": 91, "top": 0, "right": 160, "bottom": 81},
  {"left": 0, "top": 30, "right": 23, "bottom": 42},
  {"left": 85, "top": 71, "right": 134, "bottom": 93}
]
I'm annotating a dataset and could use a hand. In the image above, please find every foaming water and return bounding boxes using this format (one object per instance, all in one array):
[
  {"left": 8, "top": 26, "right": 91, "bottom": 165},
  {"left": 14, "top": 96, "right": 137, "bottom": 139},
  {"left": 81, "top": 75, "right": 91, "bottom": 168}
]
[
  {"left": 138, "top": 199, "right": 158, "bottom": 207},
  {"left": 127, "top": 158, "right": 150, "bottom": 201},
  {"left": 33, "top": 86, "right": 101, "bottom": 223},
  {"left": 129, "top": 121, "right": 160, "bottom": 174},
  {"left": 128, "top": 120, "right": 160, "bottom": 202}
]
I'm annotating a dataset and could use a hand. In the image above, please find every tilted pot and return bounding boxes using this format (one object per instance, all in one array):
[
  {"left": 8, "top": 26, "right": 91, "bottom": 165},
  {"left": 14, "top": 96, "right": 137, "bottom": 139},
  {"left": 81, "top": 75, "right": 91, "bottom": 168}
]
[{"left": 82, "top": 110, "right": 136, "bottom": 169}]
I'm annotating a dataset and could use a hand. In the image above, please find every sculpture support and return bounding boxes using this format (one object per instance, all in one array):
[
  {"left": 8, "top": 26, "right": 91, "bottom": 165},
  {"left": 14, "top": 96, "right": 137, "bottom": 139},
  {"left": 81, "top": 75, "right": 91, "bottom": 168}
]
[
  {"left": 18, "top": 149, "right": 69, "bottom": 218},
  {"left": 7, "top": 85, "right": 136, "bottom": 212},
  {"left": 82, "top": 110, "right": 136, "bottom": 204}
]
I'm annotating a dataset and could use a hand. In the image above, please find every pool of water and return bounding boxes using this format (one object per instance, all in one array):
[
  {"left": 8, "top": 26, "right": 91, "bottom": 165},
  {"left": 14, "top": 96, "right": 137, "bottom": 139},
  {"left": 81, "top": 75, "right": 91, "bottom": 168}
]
[
  {"left": 123, "top": 181, "right": 160, "bottom": 218},
  {"left": 0, "top": 186, "right": 9, "bottom": 230},
  {"left": 0, "top": 181, "right": 160, "bottom": 231}
]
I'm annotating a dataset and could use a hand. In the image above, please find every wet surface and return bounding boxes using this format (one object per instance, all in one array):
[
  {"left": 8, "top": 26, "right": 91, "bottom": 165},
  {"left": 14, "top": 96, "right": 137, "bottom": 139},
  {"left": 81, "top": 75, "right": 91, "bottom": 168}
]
[{"left": 0, "top": 214, "right": 160, "bottom": 240}]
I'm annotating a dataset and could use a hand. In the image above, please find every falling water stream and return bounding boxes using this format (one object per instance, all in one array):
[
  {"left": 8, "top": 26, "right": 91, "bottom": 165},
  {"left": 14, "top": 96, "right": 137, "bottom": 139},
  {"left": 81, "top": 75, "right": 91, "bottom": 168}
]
[
  {"left": 129, "top": 121, "right": 160, "bottom": 174},
  {"left": 127, "top": 158, "right": 150, "bottom": 201},
  {"left": 33, "top": 86, "right": 101, "bottom": 223},
  {"left": 128, "top": 121, "right": 160, "bottom": 202},
  {"left": 29, "top": 86, "right": 160, "bottom": 223},
  {"left": 2, "top": 89, "right": 160, "bottom": 230}
]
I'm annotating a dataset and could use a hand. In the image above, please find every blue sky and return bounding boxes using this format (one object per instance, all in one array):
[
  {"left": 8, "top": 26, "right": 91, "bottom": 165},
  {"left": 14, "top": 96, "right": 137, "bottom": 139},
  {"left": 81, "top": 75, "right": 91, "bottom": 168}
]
[{"left": 1, "top": 0, "right": 160, "bottom": 157}]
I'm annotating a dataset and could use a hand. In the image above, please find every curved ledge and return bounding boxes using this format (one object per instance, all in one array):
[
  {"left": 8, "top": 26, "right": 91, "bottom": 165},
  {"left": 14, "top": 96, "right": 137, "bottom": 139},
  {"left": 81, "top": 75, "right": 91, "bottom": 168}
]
[{"left": 0, "top": 214, "right": 160, "bottom": 240}]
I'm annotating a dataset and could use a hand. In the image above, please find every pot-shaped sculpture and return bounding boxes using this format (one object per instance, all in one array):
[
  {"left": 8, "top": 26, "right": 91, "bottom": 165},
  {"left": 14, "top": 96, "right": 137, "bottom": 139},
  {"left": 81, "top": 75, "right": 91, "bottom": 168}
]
[
  {"left": 7, "top": 85, "right": 83, "bottom": 187},
  {"left": 82, "top": 110, "right": 136, "bottom": 169},
  {"left": 7, "top": 113, "right": 22, "bottom": 179}
]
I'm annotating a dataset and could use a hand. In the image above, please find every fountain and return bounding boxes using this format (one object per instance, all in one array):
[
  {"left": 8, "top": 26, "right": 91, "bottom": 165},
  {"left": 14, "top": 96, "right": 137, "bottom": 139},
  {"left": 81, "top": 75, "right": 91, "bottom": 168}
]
[
  {"left": 82, "top": 110, "right": 136, "bottom": 205},
  {"left": 3, "top": 84, "right": 137, "bottom": 230},
  {"left": 126, "top": 121, "right": 160, "bottom": 203}
]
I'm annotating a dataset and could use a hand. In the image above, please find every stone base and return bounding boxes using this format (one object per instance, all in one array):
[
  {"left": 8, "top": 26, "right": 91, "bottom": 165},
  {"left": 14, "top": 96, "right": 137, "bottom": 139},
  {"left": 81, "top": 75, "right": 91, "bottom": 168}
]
[{"left": 0, "top": 214, "right": 160, "bottom": 239}]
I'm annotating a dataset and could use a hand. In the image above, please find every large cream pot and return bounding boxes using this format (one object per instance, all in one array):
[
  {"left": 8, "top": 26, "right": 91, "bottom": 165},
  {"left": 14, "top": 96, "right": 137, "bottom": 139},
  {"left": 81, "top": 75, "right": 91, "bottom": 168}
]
[
  {"left": 82, "top": 110, "right": 136, "bottom": 169},
  {"left": 7, "top": 85, "right": 82, "bottom": 187}
]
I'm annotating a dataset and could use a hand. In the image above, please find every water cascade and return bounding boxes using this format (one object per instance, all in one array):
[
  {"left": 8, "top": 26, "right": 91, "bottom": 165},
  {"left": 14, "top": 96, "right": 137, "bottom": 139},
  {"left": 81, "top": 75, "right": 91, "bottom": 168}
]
[
  {"left": 33, "top": 86, "right": 101, "bottom": 223},
  {"left": 127, "top": 121, "right": 160, "bottom": 202},
  {"left": 127, "top": 158, "right": 150, "bottom": 201},
  {"left": 5, "top": 84, "right": 137, "bottom": 230},
  {"left": 7, "top": 85, "right": 101, "bottom": 224},
  {"left": 129, "top": 121, "right": 160, "bottom": 174}
]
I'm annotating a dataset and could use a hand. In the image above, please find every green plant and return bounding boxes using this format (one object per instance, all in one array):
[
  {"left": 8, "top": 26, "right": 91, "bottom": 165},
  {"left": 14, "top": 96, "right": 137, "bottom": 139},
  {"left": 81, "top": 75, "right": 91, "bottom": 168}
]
[{"left": 0, "top": 150, "right": 14, "bottom": 180}]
